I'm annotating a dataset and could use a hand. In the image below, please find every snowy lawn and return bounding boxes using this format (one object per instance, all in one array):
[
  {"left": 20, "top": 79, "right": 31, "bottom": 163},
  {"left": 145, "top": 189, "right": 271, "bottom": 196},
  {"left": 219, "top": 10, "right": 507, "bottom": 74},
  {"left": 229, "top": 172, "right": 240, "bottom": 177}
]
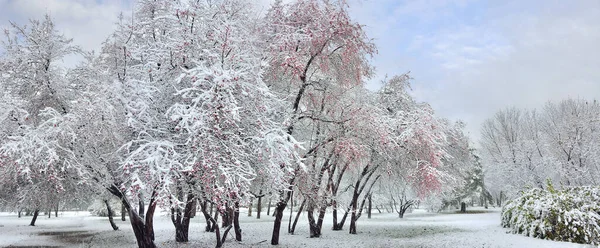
[{"left": 0, "top": 207, "right": 594, "bottom": 247}]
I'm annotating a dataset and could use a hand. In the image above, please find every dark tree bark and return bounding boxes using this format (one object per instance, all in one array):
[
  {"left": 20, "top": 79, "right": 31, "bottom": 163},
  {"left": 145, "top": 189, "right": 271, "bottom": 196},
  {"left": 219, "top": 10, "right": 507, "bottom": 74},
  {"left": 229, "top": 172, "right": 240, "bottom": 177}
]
[
  {"left": 221, "top": 203, "right": 231, "bottom": 228},
  {"left": 138, "top": 193, "right": 145, "bottom": 218},
  {"left": 200, "top": 200, "right": 233, "bottom": 248},
  {"left": 107, "top": 184, "right": 157, "bottom": 248},
  {"left": 307, "top": 205, "right": 320, "bottom": 237},
  {"left": 306, "top": 152, "right": 333, "bottom": 238},
  {"left": 289, "top": 198, "right": 305, "bottom": 235},
  {"left": 330, "top": 162, "right": 350, "bottom": 230},
  {"left": 18, "top": 210, "right": 21, "bottom": 218},
  {"left": 271, "top": 188, "right": 293, "bottom": 245},
  {"left": 460, "top": 202, "right": 466, "bottom": 213},
  {"left": 48, "top": 208, "right": 51, "bottom": 218},
  {"left": 29, "top": 209, "right": 39, "bottom": 226},
  {"left": 349, "top": 196, "right": 358, "bottom": 234},
  {"left": 349, "top": 173, "right": 381, "bottom": 234},
  {"left": 256, "top": 194, "right": 263, "bottom": 219},
  {"left": 129, "top": 199, "right": 157, "bottom": 248},
  {"left": 367, "top": 194, "right": 372, "bottom": 219},
  {"left": 104, "top": 199, "right": 119, "bottom": 230},
  {"left": 121, "top": 203, "right": 127, "bottom": 221},
  {"left": 233, "top": 202, "right": 242, "bottom": 241},
  {"left": 55, "top": 202, "right": 59, "bottom": 217},
  {"left": 248, "top": 198, "right": 253, "bottom": 217},
  {"left": 266, "top": 199, "right": 271, "bottom": 216},
  {"left": 211, "top": 205, "right": 219, "bottom": 232},
  {"left": 171, "top": 190, "right": 195, "bottom": 242},
  {"left": 287, "top": 190, "right": 294, "bottom": 233},
  {"left": 201, "top": 200, "right": 213, "bottom": 232}
]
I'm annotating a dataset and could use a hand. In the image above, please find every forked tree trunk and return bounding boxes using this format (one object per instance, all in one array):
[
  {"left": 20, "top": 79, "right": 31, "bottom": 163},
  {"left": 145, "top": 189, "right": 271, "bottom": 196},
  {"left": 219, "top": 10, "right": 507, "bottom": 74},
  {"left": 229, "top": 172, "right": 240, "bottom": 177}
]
[
  {"left": 29, "top": 209, "right": 39, "bottom": 226},
  {"left": 108, "top": 184, "right": 157, "bottom": 248},
  {"left": 289, "top": 199, "right": 305, "bottom": 235},
  {"left": 332, "top": 200, "right": 351, "bottom": 231},
  {"left": 171, "top": 192, "right": 195, "bottom": 242},
  {"left": 211, "top": 206, "right": 219, "bottom": 232},
  {"left": 104, "top": 200, "right": 119, "bottom": 230},
  {"left": 201, "top": 200, "right": 213, "bottom": 232},
  {"left": 129, "top": 199, "right": 157, "bottom": 248},
  {"left": 200, "top": 201, "right": 233, "bottom": 248},
  {"left": 221, "top": 203, "right": 231, "bottom": 228},
  {"left": 307, "top": 206, "right": 321, "bottom": 237},
  {"left": 349, "top": 174, "right": 380, "bottom": 234}
]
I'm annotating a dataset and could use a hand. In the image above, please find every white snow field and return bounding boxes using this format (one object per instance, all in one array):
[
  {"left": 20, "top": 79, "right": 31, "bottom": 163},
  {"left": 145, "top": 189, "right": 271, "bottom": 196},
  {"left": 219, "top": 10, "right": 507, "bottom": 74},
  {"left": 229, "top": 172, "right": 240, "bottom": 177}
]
[{"left": 0, "top": 207, "right": 594, "bottom": 248}]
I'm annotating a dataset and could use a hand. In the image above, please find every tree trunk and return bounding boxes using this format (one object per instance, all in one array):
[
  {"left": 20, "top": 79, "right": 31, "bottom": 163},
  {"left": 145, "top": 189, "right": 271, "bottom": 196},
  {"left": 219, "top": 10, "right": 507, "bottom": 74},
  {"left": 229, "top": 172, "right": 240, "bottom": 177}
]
[
  {"left": 211, "top": 205, "right": 219, "bottom": 232},
  {"left": 307, "top": 202, "right": 320, "bottom": 237},
  {"left": 221, "top": 203, "right": 230, "bottom": 228},
  {"left": 332, "top": 200, "right": 351, "bottom": 231},
  {"left": 201, "top": 200, "right": 213, "bottom": 232},
  {"left": 18, "top": 210, "right": 21, "bottom": 218},
  {"left": 248, "top": 198, "right": 253, "bottom": 217},
  {"left": 256, "top": 195, "right": 262, "bottom": 219},
  {"left": 104, "top": 200, "right": 119, "bottom": 230},
  {"left": 289, "top": 199, "right": 305, "bottom": 235},
  {"left": 107, "top": 184, "right": 158, "bottom": 248},
  {"left": 200, "top": 202, "right": 233, "bottom": 248},
  {"left": 315, "top": 203, "right": 327, "bottom": 236},
  {"left": 212, "top": 217, "right": 223, "bottom": 248},
  {"left": 271, "top": 192, "right": 291, "bottom": 245},
  {"left": 171, "top": 192, "right": 194, "bottom": 242},
  {"left": 29, "top": 209, "right": 39, "bottom": 226},
  {"left": 138, "top": 194, "right": 145, "bottom": 218},
  {"left": 55, "top": 202, "right": 59, "bottom": 217},
  {"left": 121, "top": 203, "right": 127, "bottom": 221},
  {"left": 288, "top": 190, "right": 294, "bottom": 233},
  {"left": 398, "top": 207, "right": 406, "bottom": 218},
  {"left": 332, "top": 200, "right": 339, "bottom": 230},
  {"left": 233, "top": 202, "right": 242, "bottom": 241},
  {"left": 129, "top": 201, "right": 157, "bottom": 248},
  {"left": 349, "top": 192, "right": 358, "bottom": 234},
  {"left": 48, "top": 208, "right": 51, "bottom": 218},
  {"left": 460, "top": 202, "right": 466, "bottom": 213},
  {"left": 367, "top": 194, "right": 372, "bottom": 219},
  {"left": 266, "top": 199, "right": 271, "bottom": 216}
]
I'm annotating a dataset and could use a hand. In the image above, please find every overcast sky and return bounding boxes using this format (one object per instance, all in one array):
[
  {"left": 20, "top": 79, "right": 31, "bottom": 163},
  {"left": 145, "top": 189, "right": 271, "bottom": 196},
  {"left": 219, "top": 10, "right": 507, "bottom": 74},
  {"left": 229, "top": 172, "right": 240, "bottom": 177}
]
[{"left": 1, "top": 0, "right": 599, "bottom": 143}]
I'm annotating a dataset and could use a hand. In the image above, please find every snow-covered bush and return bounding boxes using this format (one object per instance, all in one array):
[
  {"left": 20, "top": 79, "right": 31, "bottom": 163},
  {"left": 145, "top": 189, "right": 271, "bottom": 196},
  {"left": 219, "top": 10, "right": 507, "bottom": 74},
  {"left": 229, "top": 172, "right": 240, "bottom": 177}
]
[
  {"left": 502, "top": 184, "right": 600, "bottom": 245},
  {"left": 88, "top": 199, "right": 121, "bottom": 217}
]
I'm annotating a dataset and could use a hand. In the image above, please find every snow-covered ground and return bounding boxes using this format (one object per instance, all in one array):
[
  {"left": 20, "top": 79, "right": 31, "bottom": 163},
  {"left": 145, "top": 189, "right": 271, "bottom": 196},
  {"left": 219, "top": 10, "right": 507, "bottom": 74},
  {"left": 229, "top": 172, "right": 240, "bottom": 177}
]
[{"left": 0, "top": 207, "right": 594, "bottom": 247}]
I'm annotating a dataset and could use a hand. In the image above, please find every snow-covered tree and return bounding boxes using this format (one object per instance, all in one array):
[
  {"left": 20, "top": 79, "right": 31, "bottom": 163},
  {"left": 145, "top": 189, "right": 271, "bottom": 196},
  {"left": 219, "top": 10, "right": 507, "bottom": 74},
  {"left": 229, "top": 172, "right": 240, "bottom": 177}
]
[
  {"left": 0, "top": 15, "right": 88, "bottom": 226},
  {"left": 262, "top": 0, "right": 376, "bottom": 243},
  {"left": 482, "top": 99, "right": 600, "bottom": 203}
]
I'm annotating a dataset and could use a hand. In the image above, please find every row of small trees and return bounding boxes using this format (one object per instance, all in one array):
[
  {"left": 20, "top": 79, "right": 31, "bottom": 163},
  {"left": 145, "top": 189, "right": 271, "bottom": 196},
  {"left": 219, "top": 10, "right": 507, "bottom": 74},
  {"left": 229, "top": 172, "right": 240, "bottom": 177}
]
[
  {"left": 481, "top": 99, "right": 600, "bottom": 203},
  {"left": 0, "top": 0, "right": 473, "bottom": 247}
]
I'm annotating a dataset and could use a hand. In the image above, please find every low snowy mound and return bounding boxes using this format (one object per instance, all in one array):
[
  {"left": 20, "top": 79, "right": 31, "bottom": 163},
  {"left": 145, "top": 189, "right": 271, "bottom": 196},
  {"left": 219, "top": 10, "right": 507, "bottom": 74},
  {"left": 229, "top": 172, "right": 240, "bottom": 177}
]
[{"left": 501, "top": 185, "right": 600, "bottom": 245}]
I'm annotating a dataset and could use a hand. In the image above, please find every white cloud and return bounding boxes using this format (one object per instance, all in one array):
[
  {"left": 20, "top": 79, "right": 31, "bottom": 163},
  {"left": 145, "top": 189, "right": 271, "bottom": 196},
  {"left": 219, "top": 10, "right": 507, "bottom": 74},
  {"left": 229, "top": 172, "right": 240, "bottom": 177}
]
[
  {"left": 0, "top": 0, "right": 131, "bottom": 65},
  {"left": 410, "top": 0, "right": 600, "bottom": 142}
]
